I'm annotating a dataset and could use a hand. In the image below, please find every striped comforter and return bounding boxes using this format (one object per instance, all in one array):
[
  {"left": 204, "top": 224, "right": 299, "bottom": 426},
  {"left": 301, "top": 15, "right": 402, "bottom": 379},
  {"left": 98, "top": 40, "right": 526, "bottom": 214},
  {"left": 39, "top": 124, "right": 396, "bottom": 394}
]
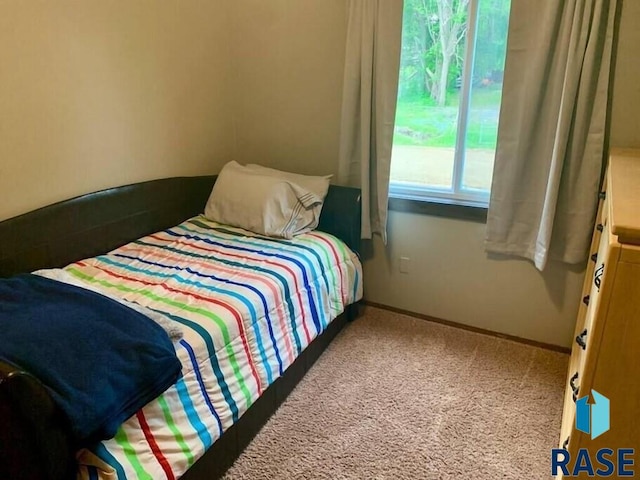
[{"left": 67, "top": 215, "right": 362, "bottom": 479}]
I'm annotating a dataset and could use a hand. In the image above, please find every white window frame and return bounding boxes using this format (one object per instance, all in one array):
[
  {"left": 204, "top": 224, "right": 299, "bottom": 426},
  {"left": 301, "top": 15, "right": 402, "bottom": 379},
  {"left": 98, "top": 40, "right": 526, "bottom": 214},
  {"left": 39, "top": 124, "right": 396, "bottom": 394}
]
[{"left": 389, "top": 0, "right": 492, "bottom": 208}]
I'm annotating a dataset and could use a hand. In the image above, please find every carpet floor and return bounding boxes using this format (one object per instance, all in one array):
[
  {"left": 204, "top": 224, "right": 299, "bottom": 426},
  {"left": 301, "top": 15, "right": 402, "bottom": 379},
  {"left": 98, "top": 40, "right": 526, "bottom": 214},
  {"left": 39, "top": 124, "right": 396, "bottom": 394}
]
[{"left": 223, "top": 306, "right": 569, "bottom": 479}]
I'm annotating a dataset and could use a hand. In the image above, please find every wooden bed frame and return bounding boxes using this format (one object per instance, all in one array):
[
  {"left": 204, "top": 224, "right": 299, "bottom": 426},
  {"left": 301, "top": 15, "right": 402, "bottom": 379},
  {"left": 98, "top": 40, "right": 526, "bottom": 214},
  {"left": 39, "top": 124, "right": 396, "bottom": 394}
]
[{"left": 0, "top": 176, "right": 362, "bottom": 480}]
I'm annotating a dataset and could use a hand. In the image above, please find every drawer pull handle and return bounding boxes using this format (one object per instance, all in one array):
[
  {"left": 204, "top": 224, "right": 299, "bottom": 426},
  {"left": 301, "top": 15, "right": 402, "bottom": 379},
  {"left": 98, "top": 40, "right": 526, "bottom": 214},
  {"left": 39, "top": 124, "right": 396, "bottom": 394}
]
[
  {"left": 563, "top": 436, "right": 570, "bottom": 450},
  {"left": 569, "top": 372, "right": 579, "bottom": 390},
  {"left": 591, "top": 253, "right": 598, "bottom": 263},
  {"left": 570, "top": 372, "right": 580, "bottom": 402},
  {"left": 575, "top": 329, "right": 587, "bottom": 350},
  {"left": 583, "top": 295, "right": 590, "bottom": 306},
  {"left": 599, "top": 191, "right": 606, "bottom": 200},
  {"left": 594, "top": 264, "right": 604, "bottom": 292},
  {"left": 596, "top": 223, "right": 604, "bottom": 232}
]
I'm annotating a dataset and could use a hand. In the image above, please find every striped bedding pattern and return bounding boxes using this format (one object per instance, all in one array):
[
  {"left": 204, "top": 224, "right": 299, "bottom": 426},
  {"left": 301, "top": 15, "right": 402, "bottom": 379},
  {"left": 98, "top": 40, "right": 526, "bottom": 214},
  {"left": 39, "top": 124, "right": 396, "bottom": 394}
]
[{"left": 68, "top": 215, "right": 362, "bottom": 480}]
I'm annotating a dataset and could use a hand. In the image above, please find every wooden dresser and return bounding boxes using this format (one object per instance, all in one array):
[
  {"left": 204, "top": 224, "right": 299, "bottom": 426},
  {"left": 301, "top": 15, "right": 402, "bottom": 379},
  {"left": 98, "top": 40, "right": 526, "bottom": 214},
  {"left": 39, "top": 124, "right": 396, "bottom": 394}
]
[{"left": 558, "top": 149, "right": 640, "bottom": 476}]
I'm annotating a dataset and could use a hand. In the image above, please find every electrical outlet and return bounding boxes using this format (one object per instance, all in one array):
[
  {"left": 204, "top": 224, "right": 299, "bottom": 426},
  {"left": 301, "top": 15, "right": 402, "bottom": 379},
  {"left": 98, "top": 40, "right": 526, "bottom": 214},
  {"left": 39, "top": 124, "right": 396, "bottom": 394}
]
[{"left": 399, "top": 256, "right": 410, "bottom": 274}]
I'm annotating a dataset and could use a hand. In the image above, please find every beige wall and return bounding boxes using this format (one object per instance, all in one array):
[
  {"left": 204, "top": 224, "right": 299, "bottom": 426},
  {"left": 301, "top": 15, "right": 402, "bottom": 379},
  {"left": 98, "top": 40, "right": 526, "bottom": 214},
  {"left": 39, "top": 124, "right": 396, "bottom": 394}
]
[
  {"left": 610, "top": 0, "right": 640, "bottom": 148},
  {"left": 363, "top": 214, "right": 586, "bottom": 346},
  {"left": 2, "top": 1, "right": 639, "bottom": 347},
  {"left": 228, "top": 0, "right": 347, "bottom": 176},
  {"left": 0, "top": 1, "right": 234, "bottom": 221}
]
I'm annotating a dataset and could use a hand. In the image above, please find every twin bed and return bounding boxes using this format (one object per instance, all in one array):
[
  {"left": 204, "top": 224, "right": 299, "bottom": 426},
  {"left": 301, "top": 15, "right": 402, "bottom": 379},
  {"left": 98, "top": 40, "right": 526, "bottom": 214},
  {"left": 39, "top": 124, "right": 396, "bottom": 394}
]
[{"left": 0, "top": 174, "right": 363, "bottom": 480}]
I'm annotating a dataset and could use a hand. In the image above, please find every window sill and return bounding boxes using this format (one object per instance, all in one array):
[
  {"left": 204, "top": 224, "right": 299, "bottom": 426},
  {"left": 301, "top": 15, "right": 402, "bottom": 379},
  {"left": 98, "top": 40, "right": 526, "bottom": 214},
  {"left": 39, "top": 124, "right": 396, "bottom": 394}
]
[{"left": 388, "top": 196, "right": 488, "bottom": 223}]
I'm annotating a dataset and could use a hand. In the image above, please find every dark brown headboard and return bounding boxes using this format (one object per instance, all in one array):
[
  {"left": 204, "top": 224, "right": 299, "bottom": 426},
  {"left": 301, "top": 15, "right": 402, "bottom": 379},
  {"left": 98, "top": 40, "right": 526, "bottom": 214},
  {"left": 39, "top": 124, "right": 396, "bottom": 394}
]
[{"left": 0, "top": 176, "right": 361, "bottom": 277}]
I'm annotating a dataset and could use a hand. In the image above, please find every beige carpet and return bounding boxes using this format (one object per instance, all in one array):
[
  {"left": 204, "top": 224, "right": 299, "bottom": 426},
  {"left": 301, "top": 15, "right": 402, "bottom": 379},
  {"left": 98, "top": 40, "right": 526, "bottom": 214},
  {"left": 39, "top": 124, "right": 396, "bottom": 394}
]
[{"left": 223, "top": 306, "right": 568, "bottom": 479}]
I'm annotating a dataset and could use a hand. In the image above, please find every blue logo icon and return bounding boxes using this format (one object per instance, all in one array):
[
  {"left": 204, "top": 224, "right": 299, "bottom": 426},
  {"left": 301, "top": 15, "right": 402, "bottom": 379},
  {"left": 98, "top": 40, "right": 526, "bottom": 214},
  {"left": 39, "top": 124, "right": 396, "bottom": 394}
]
[{"left": 576, "top": 389, "right": 610, "bottom": 440}]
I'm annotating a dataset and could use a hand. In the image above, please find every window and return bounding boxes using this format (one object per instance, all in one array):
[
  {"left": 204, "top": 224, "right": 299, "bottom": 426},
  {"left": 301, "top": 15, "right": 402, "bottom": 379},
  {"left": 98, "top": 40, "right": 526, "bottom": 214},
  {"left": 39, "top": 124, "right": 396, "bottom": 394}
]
[{"left": 390, "top": 0, "right": 511, "bottom": 207}]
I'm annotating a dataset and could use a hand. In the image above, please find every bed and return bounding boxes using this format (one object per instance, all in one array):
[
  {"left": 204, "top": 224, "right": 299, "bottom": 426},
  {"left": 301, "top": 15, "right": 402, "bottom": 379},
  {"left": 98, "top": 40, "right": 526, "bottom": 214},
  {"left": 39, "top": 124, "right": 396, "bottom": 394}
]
[{"left": 0, "top": 174, "right": 363, "bottom": 480}]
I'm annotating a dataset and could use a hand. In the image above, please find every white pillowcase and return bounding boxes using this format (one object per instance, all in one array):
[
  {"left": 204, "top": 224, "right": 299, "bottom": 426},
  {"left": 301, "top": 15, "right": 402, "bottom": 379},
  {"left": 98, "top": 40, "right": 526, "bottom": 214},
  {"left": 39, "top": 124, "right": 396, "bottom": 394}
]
[
  {"left": 204, "top": 161, "right": 330, "bottom": 238},
  {"left": 244, "top": 163, "right": 331, "bottom": 201}
]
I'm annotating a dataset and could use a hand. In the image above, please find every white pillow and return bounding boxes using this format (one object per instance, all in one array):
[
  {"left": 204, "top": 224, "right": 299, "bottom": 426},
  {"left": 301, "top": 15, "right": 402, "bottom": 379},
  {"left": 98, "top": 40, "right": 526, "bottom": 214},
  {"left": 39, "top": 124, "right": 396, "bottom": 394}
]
[{"left": 204, "top": 161, "right": 326, "bottom": 238}]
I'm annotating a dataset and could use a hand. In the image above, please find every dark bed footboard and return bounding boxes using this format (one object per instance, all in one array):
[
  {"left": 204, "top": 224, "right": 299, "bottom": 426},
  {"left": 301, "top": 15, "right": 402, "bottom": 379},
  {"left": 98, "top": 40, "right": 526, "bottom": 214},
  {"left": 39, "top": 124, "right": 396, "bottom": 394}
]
[
  {"left": 0, "top": 176, "right": 361, "bottom": 480},
  {"left": 0, "top": 362, "right": 74, "bottom": 480}
]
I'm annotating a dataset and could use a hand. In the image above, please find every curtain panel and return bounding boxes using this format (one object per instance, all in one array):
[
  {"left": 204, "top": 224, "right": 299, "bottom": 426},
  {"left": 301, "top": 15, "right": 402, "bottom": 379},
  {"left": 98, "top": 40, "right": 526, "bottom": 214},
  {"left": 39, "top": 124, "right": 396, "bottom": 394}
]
[
  {"left": 337, "top": 0, "right": 404, "bottom": 242},
  {"left": 485, "top": 0, "right": 618, "bottom": 270}
]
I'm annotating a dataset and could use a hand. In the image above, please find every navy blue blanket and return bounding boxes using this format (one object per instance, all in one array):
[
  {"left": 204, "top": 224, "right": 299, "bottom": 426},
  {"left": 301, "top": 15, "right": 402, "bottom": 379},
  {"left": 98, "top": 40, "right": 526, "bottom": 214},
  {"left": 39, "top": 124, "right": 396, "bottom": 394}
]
[{"left": 0, "top": 274, "right": 181, "bottom": 445}]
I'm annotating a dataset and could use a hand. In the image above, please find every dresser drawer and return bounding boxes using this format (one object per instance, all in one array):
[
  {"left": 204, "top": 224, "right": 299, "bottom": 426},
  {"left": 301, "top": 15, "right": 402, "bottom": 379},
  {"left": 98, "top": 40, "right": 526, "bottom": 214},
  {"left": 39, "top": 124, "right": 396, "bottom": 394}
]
[
  {"left": 571, "top": 193, "right": 608, "bottom": 339},
  {"left": 575, "top": 219, "right": 613, "bottom": 382},
  {"left": 558, "top": 380, "right": 576, "bottom": 452}
]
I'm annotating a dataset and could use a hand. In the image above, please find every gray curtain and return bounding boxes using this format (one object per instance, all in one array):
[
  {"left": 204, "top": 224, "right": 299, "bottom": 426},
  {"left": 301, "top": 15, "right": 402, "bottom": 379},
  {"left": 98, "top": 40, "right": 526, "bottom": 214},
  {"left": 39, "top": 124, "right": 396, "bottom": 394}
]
[
  {"left": 337, "top": 0, "right": 403, "bottom": 242},
  {"left": 485, "top": 0, "right": 618, "bottom": 270}
]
